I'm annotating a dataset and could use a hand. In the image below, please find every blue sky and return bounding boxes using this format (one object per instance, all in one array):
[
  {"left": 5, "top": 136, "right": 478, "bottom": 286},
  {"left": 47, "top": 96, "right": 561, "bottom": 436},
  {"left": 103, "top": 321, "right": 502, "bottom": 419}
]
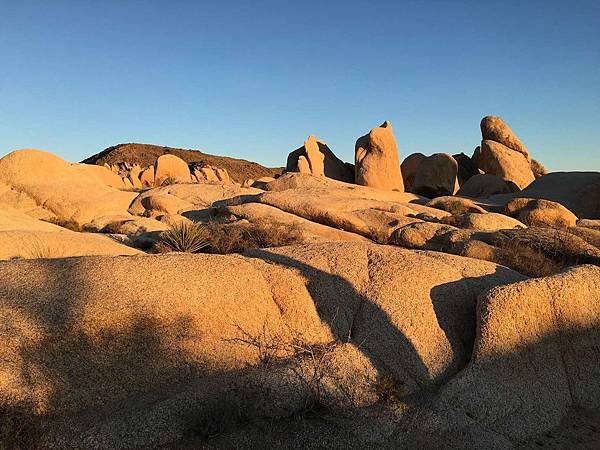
[{"left": 1, "top": 0, "right": 599, "bottom": 170}]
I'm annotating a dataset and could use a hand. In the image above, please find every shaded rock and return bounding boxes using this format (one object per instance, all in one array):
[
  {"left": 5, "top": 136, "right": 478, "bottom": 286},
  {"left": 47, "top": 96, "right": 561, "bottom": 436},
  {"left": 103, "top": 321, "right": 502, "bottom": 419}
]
[
  {"left": 480, "top": 115, "right": 530, "bottom": 160},
  {"left": 154, "top": 154, "right": 191, "bottom": 186},
  {"left": 426, "top": 196, "right": 487, "bottom": 215},
  {"left": 412, "top": 265, "right": 600, "bottom": 445},
  {"left": 355, "top": 121, "right": 403, "bottom": 190},
  {"left": 505, "top": 198, "right": 578, "bottom": 228},
  {"left": 412, "top": 153, "right": 458, "bottom": 197},
  {"left": 286, "top": 135, "right": 353, "bottom": 183},
  {"left": 577, "top": 219, "right": 600, "bottom": 230},
  {"left": 452, "top": 153, "right": 479, "bottom": 186},
  {"left": 474, "top": 140, "right": 535, "bottom": 189},
  {"left": 400, "top": 152, "right": 425, "bottom": 191},
  {"left": 456, "top": 173, "right": 513, "bottom": 198}
]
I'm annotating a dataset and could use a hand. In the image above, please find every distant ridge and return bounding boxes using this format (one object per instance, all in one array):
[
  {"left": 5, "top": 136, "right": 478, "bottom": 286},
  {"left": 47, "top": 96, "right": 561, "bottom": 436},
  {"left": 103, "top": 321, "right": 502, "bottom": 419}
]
[{"left": 82, "top": 143, "right": 283, "bottom": 183}]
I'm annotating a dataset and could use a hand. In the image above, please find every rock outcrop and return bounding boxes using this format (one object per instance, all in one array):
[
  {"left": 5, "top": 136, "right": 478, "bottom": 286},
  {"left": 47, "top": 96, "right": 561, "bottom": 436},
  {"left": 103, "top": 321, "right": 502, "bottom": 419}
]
[
  {"left": 474, "top": 140, "right": 535, "bottom": 189},
  {"left": 456, "top": 173, "right": 513, "bottom": 198},
  {"left": 355, "top": 121, "right": 403, "bottom": 191},
  {"left": 0, "top": 149, "right": 137, "bottom": 226},
  {"left": 286, "top": 135, "right": 354, "bottom": 183}
]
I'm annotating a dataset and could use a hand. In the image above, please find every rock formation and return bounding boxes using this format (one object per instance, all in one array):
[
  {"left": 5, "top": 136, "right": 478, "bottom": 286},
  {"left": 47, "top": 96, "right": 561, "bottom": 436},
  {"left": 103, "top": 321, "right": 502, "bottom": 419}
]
[
  {"left": 355, "top": 121, "right": 404, "bottom": 191},
  {"left": 286, "top": 135, "right": 354, "bottom": 183},
  {"left": 154, "top": 154, "right": 192, "bottom": 186}
]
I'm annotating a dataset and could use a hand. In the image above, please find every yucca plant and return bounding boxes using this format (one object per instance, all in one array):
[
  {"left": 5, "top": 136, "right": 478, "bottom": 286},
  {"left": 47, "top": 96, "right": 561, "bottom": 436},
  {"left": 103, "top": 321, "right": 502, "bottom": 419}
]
[{"left": 156, "top": 221, "right": 209, "bottom": 253}]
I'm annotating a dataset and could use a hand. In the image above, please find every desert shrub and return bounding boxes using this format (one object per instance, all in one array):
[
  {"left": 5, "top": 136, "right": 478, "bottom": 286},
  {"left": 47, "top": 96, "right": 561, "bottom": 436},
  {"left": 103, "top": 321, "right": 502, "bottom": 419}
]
[
  {"left": 161, "top": 176, "right": 179, "bottom": 186},
  {"left": 203, "top": 221, "right": 304, "bottom": 254},
  {"left": 155, "top": 221, "right": 209, "bottom": 253},
  {"left": 470, "top": 227, "right": 600, "bottom": 277},
  {"left": 41, "top": 217, "right": 82, "bottom": 232},
  {"left": 495, "top": 240, "right": 563, "bottom": 277}
]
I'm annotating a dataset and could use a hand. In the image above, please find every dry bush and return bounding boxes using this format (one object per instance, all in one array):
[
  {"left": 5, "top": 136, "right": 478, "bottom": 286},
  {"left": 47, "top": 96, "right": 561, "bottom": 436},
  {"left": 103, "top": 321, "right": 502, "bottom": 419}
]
[
  {"left": 468, "top": 227, "right": 600, "bottom": 277},
  {"left": 154, "top": 221, "right": 209, "bottom": 253},
  {"left": 160, "top": 176, "right": 179, "bottom": 186},
  {"left": 41, "top": 217, "right": 82, "bottom": 232},
  {"left": 495, "top": 240, "right": 562, "bottom": 277},
  {"left": 203, "top": 221, "right": 304, "bottom": 254}
]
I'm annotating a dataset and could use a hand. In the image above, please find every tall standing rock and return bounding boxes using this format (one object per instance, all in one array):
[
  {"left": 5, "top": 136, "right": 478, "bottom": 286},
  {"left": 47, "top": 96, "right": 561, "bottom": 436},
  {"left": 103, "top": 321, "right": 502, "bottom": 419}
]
[
  {"left": 355, "top": 121, "right": 403, "bottom": 191},
  {"left": 286, "top": 135, "right": 354, "bottom": 183},
  {"left": 480, "top": 115, "right": 530, "bottom": 161}
]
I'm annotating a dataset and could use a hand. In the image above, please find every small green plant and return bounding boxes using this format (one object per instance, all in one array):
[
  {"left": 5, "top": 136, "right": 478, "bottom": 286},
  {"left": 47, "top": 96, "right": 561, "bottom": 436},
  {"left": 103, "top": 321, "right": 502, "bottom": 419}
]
[
  {"left": 155, "top": 221, "right": 209, "bottom": 253},
  {"left": 161, "top": 176, "right": 179, "bottom": 186}
]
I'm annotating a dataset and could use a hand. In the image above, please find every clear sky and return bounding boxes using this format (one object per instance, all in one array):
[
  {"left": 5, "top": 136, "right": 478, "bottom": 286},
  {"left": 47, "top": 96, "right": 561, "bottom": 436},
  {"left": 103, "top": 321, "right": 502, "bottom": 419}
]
[{"left": 1, "top": 0, "right": 599, "bottom": 170}]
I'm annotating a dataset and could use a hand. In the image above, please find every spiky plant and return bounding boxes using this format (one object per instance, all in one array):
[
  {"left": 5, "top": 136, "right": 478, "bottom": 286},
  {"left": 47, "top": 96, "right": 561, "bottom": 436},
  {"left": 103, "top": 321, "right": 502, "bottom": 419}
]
[
  {"left": 156, "top": 221, "right": 209, "bottom": 253},
  {"left": 161, "top": 176, "right": 179, "bottom": 186}
]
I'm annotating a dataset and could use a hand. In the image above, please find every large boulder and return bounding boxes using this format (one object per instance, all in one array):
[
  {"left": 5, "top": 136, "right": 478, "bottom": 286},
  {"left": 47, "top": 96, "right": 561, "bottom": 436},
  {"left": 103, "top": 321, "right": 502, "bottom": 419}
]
[
  {"left": 286, "top": 135, "right": 353, "bottom": 183},
  {"left": 412, "top": 153, "right": 458, "bottom": 197},
  {"left": 474, "top": 140, "right": 535, "bottom": 189},
  {"left": 355, "top": 121, "right": 403, "bottom": 191},
  {"left": 504, "top": 197, "right": 578, "bottom": 228},
  {"left": 400, "top": 152, "right": 426, "bottom": 191},
  {"left": 0, "top": 149, "right": 137, "bottom": 226},
  {"left": 480, "top": 115, "right": 530, "bottom": 161},
  {"left": 154, "top": 154, "right": 191, "bottom": 186}
]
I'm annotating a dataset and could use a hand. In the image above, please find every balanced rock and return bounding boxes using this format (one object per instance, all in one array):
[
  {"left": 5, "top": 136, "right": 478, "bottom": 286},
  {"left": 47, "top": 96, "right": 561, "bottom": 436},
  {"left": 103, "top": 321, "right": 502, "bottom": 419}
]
[
  {"left": 154, "top": 154, "right": 191, "bottom": 186},
  {"left": 400, "top": 152, "right": 425, "bottom": 191},
  {"left": 355, "top": 121, "right": 403, "bottom": 190},
  {"left": 412, "top": 153, "right": 458, "bottom": 197},
  {"left": 474, "top": 140, "right": 535, "bottom": 189},
  {"left": 286, "top": 135, "right": 353, "bottom": 183},
  {"left": 480, "top": 115, "right": 530, "bottom": 160}
]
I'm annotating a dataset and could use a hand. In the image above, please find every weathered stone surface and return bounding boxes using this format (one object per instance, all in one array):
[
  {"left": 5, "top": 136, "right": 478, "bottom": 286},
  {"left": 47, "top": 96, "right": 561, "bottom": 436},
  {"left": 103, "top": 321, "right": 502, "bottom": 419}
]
[
  {"left": 139, "top": 165, "right": 155, "bottom": 187},
  {"left": 355, "top": 121, "right": 403, "bottom": 190}
]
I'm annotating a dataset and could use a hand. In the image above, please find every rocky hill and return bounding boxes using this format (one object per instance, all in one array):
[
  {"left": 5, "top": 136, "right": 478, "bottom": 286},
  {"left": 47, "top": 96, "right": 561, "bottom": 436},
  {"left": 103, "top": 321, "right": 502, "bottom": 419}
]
[{"left": 82, "top": 143, "right": 283, "bottom": 183}]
